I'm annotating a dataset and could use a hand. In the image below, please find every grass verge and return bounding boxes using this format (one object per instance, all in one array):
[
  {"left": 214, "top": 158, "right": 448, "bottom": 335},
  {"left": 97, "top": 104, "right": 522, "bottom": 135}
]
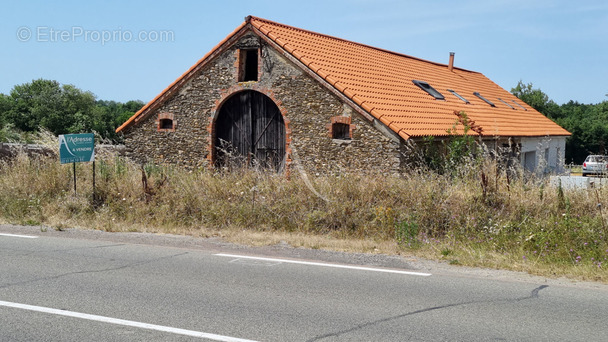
[{"left": 1, "top": 151, "right": 606, "bottom": 283}]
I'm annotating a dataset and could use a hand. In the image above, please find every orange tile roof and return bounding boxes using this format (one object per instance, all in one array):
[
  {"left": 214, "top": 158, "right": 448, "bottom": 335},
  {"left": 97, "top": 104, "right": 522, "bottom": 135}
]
[
  {"left": 117, "top": 16, "right": 570, "bottom": 139},
  {"left": 250, "top": 16, "right": 570, "bottom": 139}
]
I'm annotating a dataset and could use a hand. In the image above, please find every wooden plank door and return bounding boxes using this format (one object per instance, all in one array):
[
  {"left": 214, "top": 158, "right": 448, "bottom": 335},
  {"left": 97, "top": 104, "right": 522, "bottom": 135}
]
[{"left": 215, "top": 91, "right": 285, "bottom": 170}]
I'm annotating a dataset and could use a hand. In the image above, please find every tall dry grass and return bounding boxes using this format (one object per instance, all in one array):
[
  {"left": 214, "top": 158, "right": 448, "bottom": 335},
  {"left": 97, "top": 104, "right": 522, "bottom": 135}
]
[{"left": 0, "top": 147, "right": 606, "bottom": 282}]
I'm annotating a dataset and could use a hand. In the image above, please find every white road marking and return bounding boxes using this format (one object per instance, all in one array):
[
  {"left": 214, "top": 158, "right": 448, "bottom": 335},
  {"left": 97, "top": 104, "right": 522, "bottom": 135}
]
[
  {"left": 0, "top": 300, "right": 258, "bottom": 342},
  {"left": 228, "top": 258, "right": 282, "bottom": 266},
  {"left": 215, "top": 253, "right": 432, "bottom": 277},
  {"left": 0, "top": 233, "right": 38, "bottom": 239}
]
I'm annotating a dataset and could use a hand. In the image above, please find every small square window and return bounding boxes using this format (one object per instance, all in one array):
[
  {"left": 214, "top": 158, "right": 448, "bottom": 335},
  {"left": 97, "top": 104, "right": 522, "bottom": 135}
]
[
  {"left": 157, "top": 112, "right": 176, "bottom": 132},
  {"left": 328, "top": 116, "right": 354, "bottom": 140},
  {"left": 160, "top": 118, "right": 174, "bottom": 129},
  {"left": 332, "top": 123, "right": 350, "bottom": 140}
]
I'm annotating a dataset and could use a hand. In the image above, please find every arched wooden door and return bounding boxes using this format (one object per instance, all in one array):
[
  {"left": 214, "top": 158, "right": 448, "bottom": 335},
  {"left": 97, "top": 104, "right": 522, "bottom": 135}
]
[{"left": 214, "top": 90, "right": 286, "bottom": 171}]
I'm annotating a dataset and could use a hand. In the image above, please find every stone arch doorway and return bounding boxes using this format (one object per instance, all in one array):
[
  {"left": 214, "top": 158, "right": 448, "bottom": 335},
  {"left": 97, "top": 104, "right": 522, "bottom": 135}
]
[{"left": 214, "top": 90, "right": 286, "bottom": 171}]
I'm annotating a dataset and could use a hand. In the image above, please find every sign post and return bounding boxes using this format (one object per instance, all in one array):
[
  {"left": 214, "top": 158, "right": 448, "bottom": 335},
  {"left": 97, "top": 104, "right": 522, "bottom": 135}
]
[{"left": 59, "top": 133, "right": 95, "bottom": 196}]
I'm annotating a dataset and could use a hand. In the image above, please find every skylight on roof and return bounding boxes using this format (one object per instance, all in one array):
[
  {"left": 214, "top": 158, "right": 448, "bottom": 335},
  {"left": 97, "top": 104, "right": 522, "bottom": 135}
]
[
  {"left": 498, "top": 98, "right": 514, "bottom": 109},
  {"left": 473, "top": 92, "right": 495, "bottom": 107},
  {"left": 447, "top": 89, "right": 470, "bottom": 104},
  {"left": 511, "top": 100, "right": 528, "bottom": 111},
  {"left": 412, "top": 80, "right": 445, "bottom": 100}
]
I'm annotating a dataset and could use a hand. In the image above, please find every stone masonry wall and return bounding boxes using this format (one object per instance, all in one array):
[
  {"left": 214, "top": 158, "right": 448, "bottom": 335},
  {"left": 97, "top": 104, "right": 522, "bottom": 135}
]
[{"left": 123, "top": 31, "right": 402, "bottom": 174}]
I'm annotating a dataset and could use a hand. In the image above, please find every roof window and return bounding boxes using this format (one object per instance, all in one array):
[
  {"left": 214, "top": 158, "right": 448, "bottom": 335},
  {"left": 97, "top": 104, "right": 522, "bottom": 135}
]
[
  {"left": 511, "top": 100, "right": 527, "bottom": 111},
  {"left": 498, "top": 98, "right": 514, "bottom": 109},
  {"left": 447, "top": 89, "right": 470, "bottom": 104},
  {"left": 473, "top": 92, "right": 495, "bottom": 107},
  {"left": 413, "top": 80, "right": 445, "bottom": 100}
]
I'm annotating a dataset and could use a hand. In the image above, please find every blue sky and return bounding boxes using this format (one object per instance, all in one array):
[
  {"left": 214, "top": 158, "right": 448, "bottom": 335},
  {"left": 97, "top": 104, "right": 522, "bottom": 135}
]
[{"left": 1, "top": 0, "right": 607, "bottom": 105}]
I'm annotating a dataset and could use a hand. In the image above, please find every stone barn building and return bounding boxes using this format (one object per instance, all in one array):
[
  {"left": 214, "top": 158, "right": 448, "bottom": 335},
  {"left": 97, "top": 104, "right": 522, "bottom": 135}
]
[{"left": 116, "top": 16, "right": 570, "bottom": 174}]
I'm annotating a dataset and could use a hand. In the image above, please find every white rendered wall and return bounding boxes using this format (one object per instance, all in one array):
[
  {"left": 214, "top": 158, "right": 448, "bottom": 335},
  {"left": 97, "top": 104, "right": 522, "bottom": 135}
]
[{"left": 519, "top": 136, "right": 567, "bottom": 174}]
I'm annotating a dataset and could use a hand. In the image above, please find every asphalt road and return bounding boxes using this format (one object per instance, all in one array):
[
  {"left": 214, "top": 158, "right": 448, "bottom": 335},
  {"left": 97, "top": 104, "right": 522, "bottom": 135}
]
[{"left": 1, "top": 224, "right": 607, "bottom": 341}]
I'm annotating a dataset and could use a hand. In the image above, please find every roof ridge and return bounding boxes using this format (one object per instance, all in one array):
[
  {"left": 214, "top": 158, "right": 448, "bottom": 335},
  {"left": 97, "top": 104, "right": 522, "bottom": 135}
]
[
  {"left": 116, "top": 16, "right": 570, "bottom": 139},
  {"left": 248, "top": 15, "right": 476, "bottom": 73}
]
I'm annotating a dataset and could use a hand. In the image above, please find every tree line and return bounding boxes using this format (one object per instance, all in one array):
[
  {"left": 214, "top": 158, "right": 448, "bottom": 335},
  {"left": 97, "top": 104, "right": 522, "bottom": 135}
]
[
  {"left": 511, "top": 81, "right": 608, "bottom": 164},
  {"left": 0, "top": 79, "right": 143, "bottom": 143},
  {"left": 0, "top": 79, "right": 606, "bottom": 164}
]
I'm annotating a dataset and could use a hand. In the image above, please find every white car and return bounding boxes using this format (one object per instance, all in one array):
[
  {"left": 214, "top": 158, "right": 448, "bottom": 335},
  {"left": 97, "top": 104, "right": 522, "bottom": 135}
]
[{"left": 582, "top": 155, "right": 608, "bottom": 177}]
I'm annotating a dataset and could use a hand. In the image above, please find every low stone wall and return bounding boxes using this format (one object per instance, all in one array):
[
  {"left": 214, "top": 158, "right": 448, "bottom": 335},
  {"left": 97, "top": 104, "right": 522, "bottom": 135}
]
[
  {"left": 0, "top": 143, "right": 55, "bottom": 160},
  {"left": 0, "top": 143, "right": 125, "bottom": 161}
]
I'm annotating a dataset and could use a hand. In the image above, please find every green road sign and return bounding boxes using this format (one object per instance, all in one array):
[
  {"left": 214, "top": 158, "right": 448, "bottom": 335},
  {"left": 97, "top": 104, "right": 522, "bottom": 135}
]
[{"left": 59, "top": 133, "right": 95, "bottom": 164}]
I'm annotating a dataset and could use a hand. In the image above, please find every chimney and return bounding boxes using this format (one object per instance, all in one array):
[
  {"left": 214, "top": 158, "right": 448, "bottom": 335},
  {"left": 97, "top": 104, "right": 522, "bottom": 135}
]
[{"left": 448, "top": 52, "right": 455, "bottom": 72}]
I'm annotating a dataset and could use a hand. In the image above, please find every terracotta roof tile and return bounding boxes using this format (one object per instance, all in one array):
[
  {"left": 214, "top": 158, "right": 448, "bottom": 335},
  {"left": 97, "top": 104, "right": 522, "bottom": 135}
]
[
  {"left": 248, "top": 15, "right": 569, "bottom": 138},
  {"left": 117, "top": 16, "right": 570, "bottom": 139}
]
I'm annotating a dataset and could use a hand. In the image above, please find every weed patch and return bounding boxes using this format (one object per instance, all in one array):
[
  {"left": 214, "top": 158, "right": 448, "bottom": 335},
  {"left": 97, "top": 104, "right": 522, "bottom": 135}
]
[{"left": 0, "top": 149, "right": 607, "bottom": 282}]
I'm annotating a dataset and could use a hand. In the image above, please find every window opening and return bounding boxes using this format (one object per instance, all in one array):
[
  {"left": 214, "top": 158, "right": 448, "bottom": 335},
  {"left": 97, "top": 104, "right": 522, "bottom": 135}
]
[
  {"left": 498, "top": 98, "right": 515, "bottom": 109},
  {"left": 328, "top": 116, "right": 354, "bottom": 140},
  {"left": 157, "top": 112, "right": 176, "bottom": 132},
  {"left": 473, "top": 92, "right": 495, "bottom": 107},
  {"left": 447, "top": 89, "right": 470, "bottom": 104},
  {"left": 332, "top": 122, "right": 351, "bottom": 140},
  {"left": 412, "top": 80, "right": 445, "bottom": 100},
  {"left": 160, "top": 118, "right": 173, "bottom": 129},
  {"left": 239, "top": 49, "right": 259, "bottom": 82}
]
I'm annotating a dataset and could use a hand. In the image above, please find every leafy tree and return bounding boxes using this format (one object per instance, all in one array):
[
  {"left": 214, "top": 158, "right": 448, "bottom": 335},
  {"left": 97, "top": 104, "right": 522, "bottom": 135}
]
[
  {"left": 119, "top": 100, "right": 145, "bottom": 125},
  {"left": 0, "top": 93, "right": 10, "bottom": 127},
  {"left": 1, "top": 79, "right": 96, "bottom": 135},
  {"left": 4, "top": 79, "right": 61, "bottom": 132},
  {"left": 95, "top": 100, "right": 144, "bottom": 141},
  {"left": 554, "top": 100, "right": 608, "bottom": 163},
  {"left": 511, "top": 81, "right": 562, "bottom": 119},
  {"left": 0, "top": 79, "right": 144, "bottom": 143},
  {"left": 511, "top": 81, "right": 608, "bottom": 164},
  {"left": 419, "top": 111, "right": 482, "bottom": 174}
]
